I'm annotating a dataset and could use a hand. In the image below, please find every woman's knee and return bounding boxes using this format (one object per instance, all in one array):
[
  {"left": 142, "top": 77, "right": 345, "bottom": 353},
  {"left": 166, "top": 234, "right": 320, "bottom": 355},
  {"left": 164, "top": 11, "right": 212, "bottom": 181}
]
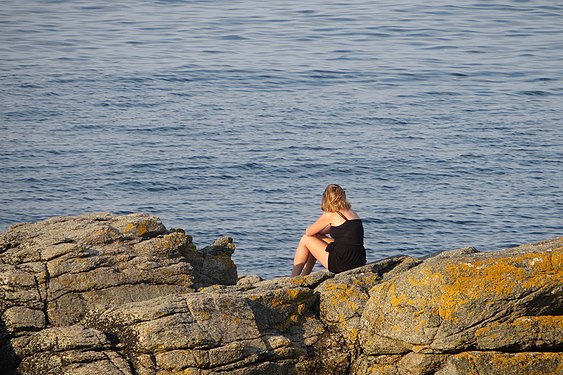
[
  {"left": 298, "top": 234, "right": 309, "bottom": 246},
  {"left": 301, "top": 234, "right": 319, "bottom": 247}
]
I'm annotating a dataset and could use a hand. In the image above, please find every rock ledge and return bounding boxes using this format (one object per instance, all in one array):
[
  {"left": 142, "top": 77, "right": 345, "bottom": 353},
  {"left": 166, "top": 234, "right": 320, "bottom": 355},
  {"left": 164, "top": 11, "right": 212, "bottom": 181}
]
[{"left": 1, "top": 213, "right": 561, "bottom": 374}]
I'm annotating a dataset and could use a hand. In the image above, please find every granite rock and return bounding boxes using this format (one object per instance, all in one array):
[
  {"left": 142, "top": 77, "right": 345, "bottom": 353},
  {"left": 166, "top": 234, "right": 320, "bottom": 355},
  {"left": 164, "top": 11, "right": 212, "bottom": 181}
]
[{"left": 1, "top": 213, "right": 561, "bottom": 374}]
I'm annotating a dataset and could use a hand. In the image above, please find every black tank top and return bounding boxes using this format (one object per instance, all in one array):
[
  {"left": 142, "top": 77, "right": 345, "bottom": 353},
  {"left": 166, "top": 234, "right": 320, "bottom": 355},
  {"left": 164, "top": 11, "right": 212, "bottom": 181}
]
[{"left": 327, "top": 211, "right": 366, "bottom": 273}]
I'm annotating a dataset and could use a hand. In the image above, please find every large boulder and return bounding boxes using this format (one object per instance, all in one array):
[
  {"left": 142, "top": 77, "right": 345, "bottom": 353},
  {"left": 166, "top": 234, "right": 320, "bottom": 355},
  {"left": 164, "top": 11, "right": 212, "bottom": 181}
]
[
  {"left": 1, "top": 213, "right": 561, "bottom": 374},
  {"left": 360, "top": 240, "right": 562, "bottom": 353},
  {"left": 358, "top": 238, "right": 563, "bottom": 374},
  {"left": 0, "top": 213, "right": 237, "bottom": 373}
]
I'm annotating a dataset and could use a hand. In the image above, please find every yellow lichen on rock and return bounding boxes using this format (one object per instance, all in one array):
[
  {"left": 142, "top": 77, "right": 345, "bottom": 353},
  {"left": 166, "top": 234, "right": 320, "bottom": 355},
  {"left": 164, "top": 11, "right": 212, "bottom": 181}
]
[
  {"left": 117, "top": 215, "right": 165, "bottom": 238},
  {"left": 388, "top": 283, "right": 415, "bottom": 308},
  {"left": 285, "top": 288, "right": 300, "bottom": 300},
  {"left": 123, "top": 222, "right": 148, "bottom": 237},
  {"left": 360, "top": 240, "right": 563, "bottom": 356},
  {"left": 436, "top": 250, "right": 561, "bottom": 321},
  {"left": 395, "top": 249, "right": 562, "bottom": 324},
  {"left": 325, "top": 285, "right": 365, "bottom": 314},
  {"left": 439, "top": 351, "right": 563, "bottom": 375}
]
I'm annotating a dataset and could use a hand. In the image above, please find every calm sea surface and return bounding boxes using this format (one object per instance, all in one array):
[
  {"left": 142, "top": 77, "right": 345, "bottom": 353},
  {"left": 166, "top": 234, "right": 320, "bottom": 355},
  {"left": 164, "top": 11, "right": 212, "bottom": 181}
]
[{"left": 1, "top": 0, "right": 562, "bottom": 278}]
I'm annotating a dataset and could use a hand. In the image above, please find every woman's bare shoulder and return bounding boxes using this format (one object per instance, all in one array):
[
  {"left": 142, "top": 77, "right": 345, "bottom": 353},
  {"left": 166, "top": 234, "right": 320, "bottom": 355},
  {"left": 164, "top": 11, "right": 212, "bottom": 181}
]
[{"left": 342, "top": 209, "right": 361, "bottom": 220}]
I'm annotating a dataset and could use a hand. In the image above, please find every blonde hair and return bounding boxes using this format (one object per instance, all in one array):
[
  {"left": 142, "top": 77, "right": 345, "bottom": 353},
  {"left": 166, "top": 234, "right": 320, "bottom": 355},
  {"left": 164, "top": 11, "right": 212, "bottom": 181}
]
[{"left": 321, "top": 184, "right": 351, "bottom": 212}]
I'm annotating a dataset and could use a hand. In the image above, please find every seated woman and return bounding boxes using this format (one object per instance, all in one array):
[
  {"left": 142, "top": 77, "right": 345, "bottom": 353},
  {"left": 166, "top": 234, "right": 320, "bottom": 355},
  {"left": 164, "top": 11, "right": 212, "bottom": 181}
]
[{"left": 291, "top": 184, "right": 366, "bottom": 276}]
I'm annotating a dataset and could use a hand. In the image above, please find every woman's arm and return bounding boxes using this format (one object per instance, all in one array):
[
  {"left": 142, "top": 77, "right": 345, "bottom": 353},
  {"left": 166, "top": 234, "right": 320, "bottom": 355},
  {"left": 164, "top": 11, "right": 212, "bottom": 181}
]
[
  {"left": 318, "top": 225, "right": 331, "bottom": 235},
  {"left": 305, "top": 212, "right": 332, "bottom": 236}
]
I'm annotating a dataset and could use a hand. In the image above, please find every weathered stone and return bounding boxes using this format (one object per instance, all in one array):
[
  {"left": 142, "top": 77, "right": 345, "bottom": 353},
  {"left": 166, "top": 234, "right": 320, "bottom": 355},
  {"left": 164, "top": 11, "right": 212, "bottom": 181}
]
[
  {"left": 0, "top": 264, "right": 43, "bottom": 310},
  {"left": 1, "top": 214, "right": 561, "bottom": 374},
  {"left": 0, "top": 213, "right": 241, "bottom": 373},
  {"left": 350, "top": 354, "right": 405, "bottom": 375},
  {"left": 237, "top": 274, "right": 263, "bottom": 286},
  {"left": 11, "top": 325, "right": 111, "bottom": 357},
  {"left": 83, "top": 284, "right": 318, "bottom": 374},
  {"left": 9, "top": 324, "right": 132, "bottom": 375},
  {"left": 473, "top": 315, "right": 563, "bottom": 351},
  {"left": 352, "top": 352, "right": 449, "bottom": 375},
  {"left": 18, "top": 349, "right": 133, "bottom": 375},
  {"left": 316, "top": 256, "right": 417, "bottom": 348},
  {"left": 197, "top": 236, "right": 238, "bottom": 286},
  {"left": 397, "top": 352, "right": 448, "bottom": 374},
  {"left": 2, "top": 306, "right": 46, "bottom": 334},
  {"left": 112, "top": 214, "right": 167, "bottom": 239},
  {"left": 435, "top": 351, "right": 563, "bottom": 375},
  {"left": 360, "top": 238, "right": 563, "bottom": 354}
]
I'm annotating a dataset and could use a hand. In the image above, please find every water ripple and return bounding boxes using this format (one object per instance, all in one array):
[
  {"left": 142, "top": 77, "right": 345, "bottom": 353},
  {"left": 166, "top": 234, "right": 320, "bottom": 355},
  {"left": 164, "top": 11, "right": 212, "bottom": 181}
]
[{"left": 1, "top": 0, "right": 562, "bottom": 278}]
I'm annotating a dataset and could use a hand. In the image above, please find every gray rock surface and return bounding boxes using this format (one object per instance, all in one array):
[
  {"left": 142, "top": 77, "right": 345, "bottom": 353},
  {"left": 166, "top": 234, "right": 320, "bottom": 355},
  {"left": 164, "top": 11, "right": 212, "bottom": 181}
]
[{"left": 1, "top": 213, "right": 561, "bottom": 374}]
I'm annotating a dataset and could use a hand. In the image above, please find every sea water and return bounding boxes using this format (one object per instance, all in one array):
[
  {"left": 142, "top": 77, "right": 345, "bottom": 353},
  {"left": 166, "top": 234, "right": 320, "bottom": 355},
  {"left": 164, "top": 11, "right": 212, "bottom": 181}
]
[{"left": 1, "top": 0, "right": 562, "bottom": 278}]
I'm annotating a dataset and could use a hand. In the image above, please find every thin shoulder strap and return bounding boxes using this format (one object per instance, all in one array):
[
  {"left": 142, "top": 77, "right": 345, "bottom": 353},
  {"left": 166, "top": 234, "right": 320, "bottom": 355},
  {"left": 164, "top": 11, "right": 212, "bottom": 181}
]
[{"left": 336, "top": 211, "right": 348, "bottom": 221}]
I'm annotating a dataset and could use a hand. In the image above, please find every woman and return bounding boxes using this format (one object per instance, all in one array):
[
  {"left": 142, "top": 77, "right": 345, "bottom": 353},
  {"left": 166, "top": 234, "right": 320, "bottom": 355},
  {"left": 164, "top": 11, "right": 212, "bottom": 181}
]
[{"left": 291, "top": 184, "right": 366, "bottom": 276}]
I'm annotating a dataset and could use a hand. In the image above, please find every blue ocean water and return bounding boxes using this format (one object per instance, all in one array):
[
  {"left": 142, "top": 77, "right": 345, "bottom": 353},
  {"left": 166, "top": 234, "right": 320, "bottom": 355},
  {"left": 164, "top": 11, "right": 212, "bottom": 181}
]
[{"left": 1, "top": 0, "right": 562, "bottom": 279}]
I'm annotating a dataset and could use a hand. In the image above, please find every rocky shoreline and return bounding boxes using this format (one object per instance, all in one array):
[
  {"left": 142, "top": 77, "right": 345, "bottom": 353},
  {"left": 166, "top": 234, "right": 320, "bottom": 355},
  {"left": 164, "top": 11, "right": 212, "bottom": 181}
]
[{"left": 1, "top": 213, "right": 561, "bottom": 374}]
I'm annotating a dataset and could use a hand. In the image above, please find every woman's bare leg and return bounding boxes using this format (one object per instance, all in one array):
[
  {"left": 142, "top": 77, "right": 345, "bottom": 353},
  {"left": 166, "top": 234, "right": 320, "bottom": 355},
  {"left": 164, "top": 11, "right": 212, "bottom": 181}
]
[
  {"left": 291, "top": 235, "right": 331, "bottom": 276},
  {"left": 291, "top": 235, "right": 309, "bottom": 276},
  {"left": 302, "top": 253, "right": 317, "bottom": 275}
]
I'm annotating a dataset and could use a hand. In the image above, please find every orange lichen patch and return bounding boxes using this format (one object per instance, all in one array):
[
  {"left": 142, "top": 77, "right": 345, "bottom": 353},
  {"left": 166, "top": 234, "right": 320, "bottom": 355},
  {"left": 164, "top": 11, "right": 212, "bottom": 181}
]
[
  {"left": 267, "top": 288, "right": 307, "bottom": 309},
  {"left": 390, "top": 322, "right": 405, "bottom": 334},
  {"left": 474, "top": 322, "right": 496, "bottom": 339},
  {"left": 435, "top": 250, "right": 561, "bottom": 321},
  {"left": 261, "top": 288, "right": 316, "bottom": 331},
  {"left": 325, "top": 285, "right": 367, "bottom": 306},
  {"left": 321, "top": 282, "right": 347, "bottom": 292},
  {"left": 121, "top": 220, "right": 158, "bottom": 237},
  {"left": 377, "top": 249, "right": 561, "bottom": 324},
  {"left": 407, "top": 267, "right": 445, "bottom": 288},
  {"left": 222, "top": 313, "right": 242, "bottom": 325},
  {"left": 321, "top": 284, "right": 368, "bottom": 328},
  {"left": 286, "top": 288, "right": 300, "bottom": 300},
  {"left": 411, "top": 318, "right": 429, "bottom": 336},
  {"left": 194, "top": 311, "right": 210, "bottom": 320},
  {"left": 126, "top": 222, "right": 139, "bottom": 235},
  {"left": 343, "top": 299, "right": 363, "bottom": 315},
  {"left": 267, "top": 296, "right": 285, "bottom": 309},
  {"left": 389, "top": 288, "right": 414, "bottom": 308},
  {"left": 525, "top": 315, "right": 563, "bottom": 327},
  {"left": 445, "top": 259, "right": 524, "bottom": 298},
  {"left": 288, "top": 302, "right": 306, "bottom": 323},
  {"left": 346, "top": 326, "right": 360, "bottom": 343},
  {"left": 289, "top": 276, "right": 306, "bottom": 286}
]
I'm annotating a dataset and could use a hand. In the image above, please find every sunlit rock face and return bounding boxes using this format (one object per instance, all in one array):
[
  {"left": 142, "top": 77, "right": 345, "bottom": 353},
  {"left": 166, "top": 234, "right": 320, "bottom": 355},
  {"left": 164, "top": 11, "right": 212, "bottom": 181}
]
[{"left": 1, "top": 213, "right": 561, "bottom": 374}]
